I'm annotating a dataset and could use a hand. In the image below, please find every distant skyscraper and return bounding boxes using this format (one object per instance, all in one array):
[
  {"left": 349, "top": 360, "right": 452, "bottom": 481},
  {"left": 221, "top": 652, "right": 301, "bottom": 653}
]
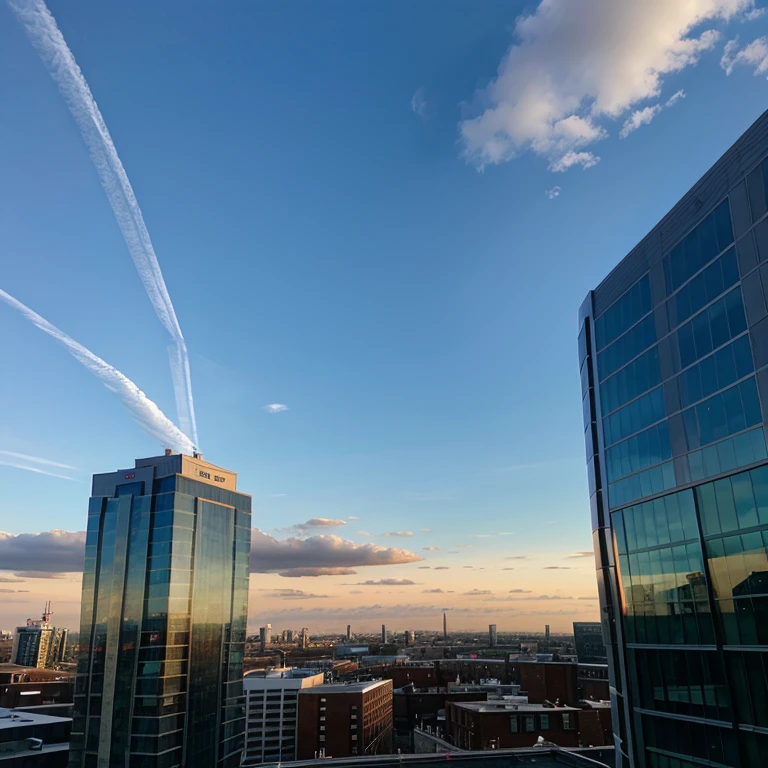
[
  {"left": 259, "top": 625, "right": 271, "bottom": 653},
  {"left": 12, "top": 602, "right": 54, "bottom": 668},
  {"left": 346, "top": 624, "right": 352, "bottom": 641},
  {"left": 381, "top": 624, "right": 387, "bottom": 643},
  {"left": 573, "top": 622, "right": 607, "bottom": 664},
  {"left": 545, "top": 624, "right": 550, "bottom": 641},
  {"left": 442, "top": 612, "right": 448, "bottom": 640},
  {"left": 488, "top": 624, "right": 497, "bottom": 648},
  {"left": 406, "top": 630, "right": 415, "bottom": 646},
  {"left": 68, "top": 452, "right": 251, "bottom": 768},
  {"left": 299, "top": 628, "right": 309, "bottom": 650},
  {"left": 579, "top": 112, "right": 768, "bottom": 767}
]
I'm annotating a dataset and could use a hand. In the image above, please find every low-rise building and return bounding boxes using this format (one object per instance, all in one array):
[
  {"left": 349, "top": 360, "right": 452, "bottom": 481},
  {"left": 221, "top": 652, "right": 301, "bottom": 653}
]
[
  {"left": 0, "top": 707, "right": 71, "bottom": 766},
  {"left": 297, "top": 679, "right": 393, "bottom": 759},
  {"left": 243, "top": 668, "right": 325, "bottom": 765},
  {"left": 446, "top": 700, "right": 611, "bottom": 751}
]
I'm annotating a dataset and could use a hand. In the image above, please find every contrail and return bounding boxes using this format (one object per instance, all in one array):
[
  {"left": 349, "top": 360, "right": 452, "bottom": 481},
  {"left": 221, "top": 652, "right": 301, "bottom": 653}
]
[
  {"left": 0, "top": 288, "right": 196, "bottom": 455},
  {"left": 0, "top": 460, "right": 79, "bottom": 482},
  {"left": 7, "top": 0, "right": 198, "bottom": 448},
  {"left": 0, "top": 451, "right": 78, "bottom": 470}
]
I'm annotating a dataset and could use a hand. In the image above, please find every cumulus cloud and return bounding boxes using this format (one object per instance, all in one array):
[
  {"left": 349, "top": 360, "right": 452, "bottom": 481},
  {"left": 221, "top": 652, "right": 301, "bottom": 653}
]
[
  {"left": 0, "top": 530, "right": 85, "bottom": 573},
  {"left": 348, "top": 516, "right": 360, "bottom": 521},
  {"left": 744, "top": 7, "right": 767, "bottom": 20},
  {"left": 422, "top": 546, "right": 440, "bottom": 551},
  {"left": 275, "top": 567, "right": 357, "bottom": 578},
  {"left": 721, "top": 35, "right": 768, "bottom": 75},
  {"left": 352, "top": 578, "right": 418, "bottom": 586},
  {"left": 382, "top": 531, "right": 414, "bottom": 537},
  {"left": 459, "top": 0, "right": 753, "bottom": 170},
  {"left": 619, "top": 105, "right": 663, "bottom": 138},
  {"left": 567, "top": 551, "right": 594, "bottom": 558},
  {"left": 263, "top": 589, "right": 329, "bottom": 600},
  {"left": 545, "top": 186, "right": 561, "bottom": 199},
  {"left": 357, "top": 531, "right": 372, "bottom": 536},
  {"left": 251, "top": 529, "right": 422, "bottom": 575},
  {"left": 263, "top": 403, "right": 288, "bottom": 413},
  {"left": 666, "top": 88, "right": 687, "bottom": 107},
  {"left": 288, "top": 517, "right": 347, "bottom": 533}
]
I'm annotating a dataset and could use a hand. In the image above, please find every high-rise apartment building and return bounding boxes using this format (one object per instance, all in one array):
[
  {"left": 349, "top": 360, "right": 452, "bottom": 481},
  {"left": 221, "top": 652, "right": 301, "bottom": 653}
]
[
  {"left": 242, "top": 668, "right": 324, "bottom": 765},
  {"left": 68, "top": 452, "right": 251, "bottom": 768},
  {"left": 381, "top": 625, "right": 387, "bottom": 644},
  {"left": 346, "top": 625, "right": 352, "bottom": 641},
  {"left": 442, "top": 612, "right": 448, "bottom": 640},
  {"left": 12, "top": 603, "right": 55, "bottom": 669},
  {"left": 488, "top": 624, "right": 497, "bottom": 648},
  {"left": 579, "top": 111, "right": 768, "bottom": 767},
  {"left": 545, "top": 624, "right": 551, "bottom": 641}
]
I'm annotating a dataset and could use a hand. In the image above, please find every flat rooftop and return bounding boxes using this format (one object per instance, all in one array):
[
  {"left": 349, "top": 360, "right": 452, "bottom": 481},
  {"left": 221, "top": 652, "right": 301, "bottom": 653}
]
[
  {"left": 0, "top": 708, "right": 71, "bottom": 729},
  {"left": 451, "top": 701, "right": 580, "bottom": 714},
  {"left": 299, "top": 679, "right": 391, "bottom": 694}
]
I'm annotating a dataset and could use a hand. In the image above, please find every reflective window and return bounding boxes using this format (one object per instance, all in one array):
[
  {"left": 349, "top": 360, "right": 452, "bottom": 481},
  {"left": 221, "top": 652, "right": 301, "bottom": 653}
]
[
  {"left": 725, "top": 651, "right": 768, "bottom": 728},
  {"left": 682, "top": 377, "right": 761, "bottom": 451},
  {"left": 643, "top": 714, "right": 739, "bottom": 768},
  {"left": 687, "top": 427, "right": 767, "bottom": 482},
  {"left": 667, "top": 247, "right": 739, "bottom": 329},
  {"left": 606, "top": 421, "right": 672, "bottom": 483},
  {"left": 603, "top": 387, "right": 665, "bottom": 447},
  {"left": 664, "top": 199, "right": 735, "bottom": 294},
  {"left": 609, "top": 461, "right": 676, "bottom": 509},
  {"left": 678, "top": 335, "right": 753, "bottom": 409},
  {"left": 601, "top": 345, "right": 661, "bottom": 415},
  {"left": 598, "top": 314, "right": 656, "bottom": 381},
  {"left": 677, "top": 288, "right": 747, "bottom": 369},
  {"left": 595, "top": 276, "right": 652, "bottom": 351}
]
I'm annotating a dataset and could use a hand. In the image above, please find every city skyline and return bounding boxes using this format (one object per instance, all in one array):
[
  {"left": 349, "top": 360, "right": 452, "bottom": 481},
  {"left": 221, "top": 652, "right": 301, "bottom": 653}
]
[{"left": 2, "top": 0, "right": 768, "bottom": 633}]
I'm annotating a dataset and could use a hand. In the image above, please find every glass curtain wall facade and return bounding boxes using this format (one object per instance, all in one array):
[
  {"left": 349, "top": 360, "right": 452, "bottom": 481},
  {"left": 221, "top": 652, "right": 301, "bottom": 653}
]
[
  {"left": 68, "top": 454, "right": 251, "bottom": 768},
  {"left": 579, "top": 110, "right": 768, "bottom": 768}
]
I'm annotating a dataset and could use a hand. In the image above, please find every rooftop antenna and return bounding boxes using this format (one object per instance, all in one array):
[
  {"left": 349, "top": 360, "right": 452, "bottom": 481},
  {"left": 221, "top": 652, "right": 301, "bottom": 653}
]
[{"left": 42, "top": 601, "right": 52, "bottom": 623}]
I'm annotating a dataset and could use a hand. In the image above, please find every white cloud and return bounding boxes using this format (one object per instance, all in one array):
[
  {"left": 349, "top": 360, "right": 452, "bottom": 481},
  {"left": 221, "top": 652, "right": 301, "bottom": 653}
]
[
  {"left": 420, "top": 528, "right": 431, "bottom": 533},
  {"left": 382, "top": 531, "right": 414, "bottom": 537},
  {"left": 422, "top": 546, "right": 440, "bottom": 551},
  {"left": 275, "top": 568, "right": 357, "bottom": 578},
  {"left": 545, "top": 186, "right": 561, "bottom": 199},
  {"left": 352, "top": 579, "right": 418, "bottom": 586},
  {"left": 263, "top": 589, "right": 330, "bottom": 599},
  {"left": 743, "top": 7, "right": 767, "bottom": 20},
  {"left": 459, "top": 0, "right": 753, "bottom": 171},
  {"left": 665, "top": 88, "right": 687, "bottom": 107},
  {"left": 357, "top": 531, "right": 373, "bottom": 536},
  {"left": 721, "top": 35, "right": 768, "bottom": 75},
  {"left": 619, "top": 105, "right": 662, "bottom": 138},
  {"left": 288, "top": 517, "right": 347, "bottom": 533},
  {"left": 411, "top": 87, "right": 428, "bottom": 118},
  {"left": 348, "top": 516, "right": 360, "bottom": 521},
  {"left": 263, "top": 403, "right": 288, "bottom": 413}
]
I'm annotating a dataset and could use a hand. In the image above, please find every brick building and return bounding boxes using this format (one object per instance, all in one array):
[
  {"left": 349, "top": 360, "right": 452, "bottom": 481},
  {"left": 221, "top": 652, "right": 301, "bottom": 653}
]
[
  {"left": 508, "top": 660, "right": 610, "bottom": 705},
  {"left": 297, "top": 680, "right": 393, "bottom": 758},
  {"left": 445, "top": 700, "right": 611, "bottom": 750}
]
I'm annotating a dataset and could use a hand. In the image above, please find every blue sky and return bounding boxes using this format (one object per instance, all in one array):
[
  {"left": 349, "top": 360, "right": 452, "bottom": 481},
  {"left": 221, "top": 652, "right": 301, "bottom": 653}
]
[{"left": 1, "top": 0, "right": 767, "bottom": 632}]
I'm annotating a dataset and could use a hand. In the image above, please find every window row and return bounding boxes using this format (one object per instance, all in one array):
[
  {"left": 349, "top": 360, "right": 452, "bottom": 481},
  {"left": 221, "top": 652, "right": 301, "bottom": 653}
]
[
  {"left": 688, "top": 427, "right": 767, "bottom": 483},
  {"left": 707, "top": 529, "right": 768, "bottom": 601},
  {"left": 601, "top": 345, "right": 661, "bottom": 415},
  {"left": 726, "top": 650, "right": 768, "bottom": 729},
  {"left": 598, "top": 314, "right": 656, "bottom": 382},
  {"left": 643, "top": 716, "right": 739, "bottom": 768},
  {"left": 612, "top": 489, "right": 698, "bottom": 555},
  {"left": 678, "top": 335, "right": 753, "bottom": 410},
  {"left": 632, "top": 648, "right": 731, "bottom": 723},
  {"left": 624, "top": 599, "right": 715, "bottom": 646},
  {"left": 696, "top": 464, "right": 768, "bottom": 537},
  {"left": 682, "top": 377, "right": 761, "bottom": 451},
  {"left": 595, "top": 275, "right": 652, "bottom": 351},
  {"left": 664, "top": 198, "right": 734, "bottom": 295},
  {"left": 715, "top": 594, "right": 768, "bottom": 646},
  {"left": 603, "top": 386, "right": 666, "bottom": 447},
  {"left": 667, "top": 247, "right": 739, "bottom": 330},
  {"left": 747, "top": 154, "right": 768, "bottom": 225},
  {"left": 678, "top": 288, "right": 747, "bottom": 370},
  {"left": 609, "top": 461, "right": 675, "bottom": 509},
  {"left": 606, "top": 421, "right": 672, "bottom": 483},
  {"left": 619, "top": 542, "right": 706, "bottom": 606}
]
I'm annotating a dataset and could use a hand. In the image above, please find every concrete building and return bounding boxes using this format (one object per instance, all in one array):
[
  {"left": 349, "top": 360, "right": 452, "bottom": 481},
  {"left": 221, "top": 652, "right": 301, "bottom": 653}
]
[
  {"left": 299, "top": 628, "right": 309, "bottom": 650},
  {"left": 242, "top": 668, "right": 324, "bottom": 765},
  {"left": 442, "top": 612, "right": 448, "bottom": 640},
  {"left": 346, "top": 625, "right": 352, "bottom": 641},
  {"left": 545, "top": 625, "right": 550, "bottom": 641},
  {"left": 488, "top": 625, "right": 497, "bottom": 648},
  {"left": 446, "top": 700, "right": 611, "bottom": 751},
  {"left": 68, "top": 452, "right": 251, "bottom": 768},
  {"left": 579, "top": 108, "right": 768, "bottom": 767},
  {"left": 259, "top": 625, "right": 271, "bottom": 653},
  {"left": 0, "top": 707, "right": 71, "bottom": 766},
  {"left": 0, "top": 664, "right": 73, "bottom": 709},
  {"left": 380, "top": 625, "right": 387, "bottom": 644},
  {"left": 297, "top": 680, "right": 393, "bottom": 758}
]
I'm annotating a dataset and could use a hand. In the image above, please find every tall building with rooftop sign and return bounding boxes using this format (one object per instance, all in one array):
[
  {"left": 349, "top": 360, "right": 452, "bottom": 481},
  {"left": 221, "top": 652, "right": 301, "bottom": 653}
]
[
  {"left": 68, "top": 452, "right": 251, "bottom": 768},
  {"left": 579, "top": 111, "right": 768, "bottom": 767}
]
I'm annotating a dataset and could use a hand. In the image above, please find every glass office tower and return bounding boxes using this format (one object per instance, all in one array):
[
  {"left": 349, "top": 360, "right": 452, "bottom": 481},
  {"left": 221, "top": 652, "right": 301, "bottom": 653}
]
[
  {"left": 68, "top": 452, "right": 251, "bottom": 768},
  {"left": 580, "top": 110, "right": 768, "bottom": 768}
]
